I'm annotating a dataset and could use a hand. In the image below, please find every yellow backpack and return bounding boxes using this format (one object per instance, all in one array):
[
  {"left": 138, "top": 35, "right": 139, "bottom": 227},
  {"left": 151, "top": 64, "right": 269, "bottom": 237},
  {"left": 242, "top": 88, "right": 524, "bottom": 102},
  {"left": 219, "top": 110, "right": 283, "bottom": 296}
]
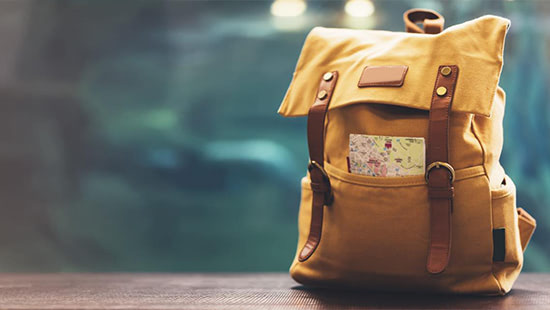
[{"left": 278, "top": 8, "right": 536, "bottom": 295}]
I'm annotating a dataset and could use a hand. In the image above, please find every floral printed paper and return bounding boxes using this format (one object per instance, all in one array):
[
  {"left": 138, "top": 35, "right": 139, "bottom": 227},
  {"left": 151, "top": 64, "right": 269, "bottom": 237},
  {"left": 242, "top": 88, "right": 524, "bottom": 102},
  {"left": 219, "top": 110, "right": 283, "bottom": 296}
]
[{"left": 349, "top": 134, "right": 425, "bottom": 177}]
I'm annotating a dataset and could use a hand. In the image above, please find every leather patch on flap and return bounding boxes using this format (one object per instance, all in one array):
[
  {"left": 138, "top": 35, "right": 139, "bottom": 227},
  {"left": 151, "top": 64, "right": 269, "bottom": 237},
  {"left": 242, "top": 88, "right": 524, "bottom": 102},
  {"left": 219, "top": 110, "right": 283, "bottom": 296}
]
[{"left": 358, "top": 65, "right": 408, "bottom": 87}]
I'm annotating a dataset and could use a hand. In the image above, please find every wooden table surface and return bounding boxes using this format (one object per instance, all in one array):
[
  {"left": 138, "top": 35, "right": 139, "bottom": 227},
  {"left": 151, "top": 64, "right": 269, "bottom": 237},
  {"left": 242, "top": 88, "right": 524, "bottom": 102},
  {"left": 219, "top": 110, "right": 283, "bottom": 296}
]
[{"left": 0, "top": 273, "right": 548, "bottom": 309}]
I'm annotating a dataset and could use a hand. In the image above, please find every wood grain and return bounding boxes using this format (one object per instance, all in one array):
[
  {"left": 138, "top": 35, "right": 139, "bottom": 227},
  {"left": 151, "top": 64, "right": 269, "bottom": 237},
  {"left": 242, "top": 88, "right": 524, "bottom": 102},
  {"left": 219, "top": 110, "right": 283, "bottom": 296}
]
[{"left": 0, "top": 273, "right": 547, "bottom": 309}]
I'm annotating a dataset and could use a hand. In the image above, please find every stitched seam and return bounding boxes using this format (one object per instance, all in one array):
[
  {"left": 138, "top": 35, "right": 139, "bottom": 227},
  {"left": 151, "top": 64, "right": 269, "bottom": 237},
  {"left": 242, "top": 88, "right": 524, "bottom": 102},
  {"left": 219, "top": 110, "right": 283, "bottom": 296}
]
[
  {"left": 492, "top": 191, "right": 513, "bottom": 200},
  {"left": 483, "top": 169, "right": 505, "bottom": 294},
  {"left": 426, "top": 67, "right": 438, "bottom": 163},
  {"left": 309, "top": 166, "right": 485, "bottom": 188},
  {"left": 322, "top": 71, "right": 338, "bottom": 163},
  {"left": 471, "top": 114, "right": 489, "bottom": 180}
]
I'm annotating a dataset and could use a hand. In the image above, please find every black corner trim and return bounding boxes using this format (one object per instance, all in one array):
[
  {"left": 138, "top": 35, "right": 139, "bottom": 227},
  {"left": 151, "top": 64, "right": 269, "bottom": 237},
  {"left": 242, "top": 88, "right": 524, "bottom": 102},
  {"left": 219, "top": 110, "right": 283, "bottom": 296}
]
[{"left": 493, "top": 228, "right": 506, "bottom": 262}]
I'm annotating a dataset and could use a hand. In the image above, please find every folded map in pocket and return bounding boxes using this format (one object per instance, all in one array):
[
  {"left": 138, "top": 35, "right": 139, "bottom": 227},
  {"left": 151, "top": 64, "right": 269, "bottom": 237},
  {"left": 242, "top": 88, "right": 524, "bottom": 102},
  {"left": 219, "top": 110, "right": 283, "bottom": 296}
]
[{"left": 349, "top": 134, "right": 425, "bottom": 177}]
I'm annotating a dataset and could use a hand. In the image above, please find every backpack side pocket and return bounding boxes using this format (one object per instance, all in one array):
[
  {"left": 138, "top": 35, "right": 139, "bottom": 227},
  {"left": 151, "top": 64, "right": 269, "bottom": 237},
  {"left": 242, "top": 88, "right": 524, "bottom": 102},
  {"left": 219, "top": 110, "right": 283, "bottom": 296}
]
[{"left": 517, "top": 207, "right": 536, "bottom": 252}]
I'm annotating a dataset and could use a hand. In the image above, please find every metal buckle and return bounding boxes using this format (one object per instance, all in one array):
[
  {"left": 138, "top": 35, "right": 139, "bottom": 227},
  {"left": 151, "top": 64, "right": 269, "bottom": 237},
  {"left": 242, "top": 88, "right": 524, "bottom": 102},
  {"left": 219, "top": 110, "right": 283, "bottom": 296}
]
[
  {"left": 308, "top": 160, "right": 334, "bottom": 205},
  {"left": 308, "top": 160, "right": 329, "bottom": 180},
  {"left": 425, "top": 161, "right": 455, "bottom": 184}
]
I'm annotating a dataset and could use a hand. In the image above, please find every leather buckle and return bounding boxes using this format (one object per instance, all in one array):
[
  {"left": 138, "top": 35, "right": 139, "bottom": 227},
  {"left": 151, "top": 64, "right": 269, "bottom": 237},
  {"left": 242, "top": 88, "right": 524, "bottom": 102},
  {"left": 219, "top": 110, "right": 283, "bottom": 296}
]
[
  {"left": 308, "top": 160, "right": 329, "bottom": 179},
  {"left": 425, "top": 161, "right": 455, "bottom": 184},
  {"left": 308, "top": 160, "right": 334, "bottom": 205}
]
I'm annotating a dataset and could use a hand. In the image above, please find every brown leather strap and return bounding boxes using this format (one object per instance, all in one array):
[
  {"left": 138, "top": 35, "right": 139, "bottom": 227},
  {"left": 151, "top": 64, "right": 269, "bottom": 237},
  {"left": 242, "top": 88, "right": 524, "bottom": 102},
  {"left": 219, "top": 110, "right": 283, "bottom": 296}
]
[
  {"left": 425, "top": 65, "right": 459, "bottom": 274},
  {"left": 298, "top": 71, "right": 338, "bottom": 262},
  {"left": 404, "top": 9, "right": 444, "bottom": 34}
]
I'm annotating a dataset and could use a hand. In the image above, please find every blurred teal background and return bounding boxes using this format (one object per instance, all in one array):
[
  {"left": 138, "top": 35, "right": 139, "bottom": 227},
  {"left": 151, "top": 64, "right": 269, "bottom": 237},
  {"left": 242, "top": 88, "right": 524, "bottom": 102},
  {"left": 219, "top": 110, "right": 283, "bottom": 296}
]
[{"left": 0, "top": 0, "right": 548, "bottom": 272}]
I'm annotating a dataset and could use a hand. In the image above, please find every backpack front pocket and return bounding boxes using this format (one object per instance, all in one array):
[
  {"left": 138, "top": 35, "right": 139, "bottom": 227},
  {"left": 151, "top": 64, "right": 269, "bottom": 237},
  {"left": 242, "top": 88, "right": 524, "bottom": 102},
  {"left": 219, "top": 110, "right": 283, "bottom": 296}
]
[{"left": 291, "top": 162, "right": 497, "bottom": 292}]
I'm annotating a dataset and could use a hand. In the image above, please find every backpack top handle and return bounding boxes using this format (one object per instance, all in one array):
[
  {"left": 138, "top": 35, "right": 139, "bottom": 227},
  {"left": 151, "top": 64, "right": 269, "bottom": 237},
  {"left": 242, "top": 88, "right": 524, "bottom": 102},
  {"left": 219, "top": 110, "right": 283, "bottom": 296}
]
[{"left": 404, "top": 8, "right": 445, "bottom": 34}]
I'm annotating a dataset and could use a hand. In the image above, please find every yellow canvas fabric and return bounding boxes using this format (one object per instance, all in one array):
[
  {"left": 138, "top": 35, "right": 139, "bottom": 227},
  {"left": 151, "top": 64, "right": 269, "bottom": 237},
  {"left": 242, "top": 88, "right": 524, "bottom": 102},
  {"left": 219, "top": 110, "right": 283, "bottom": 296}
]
[{"left": 278, "top": 13, "right": 536, "bottom": 295}]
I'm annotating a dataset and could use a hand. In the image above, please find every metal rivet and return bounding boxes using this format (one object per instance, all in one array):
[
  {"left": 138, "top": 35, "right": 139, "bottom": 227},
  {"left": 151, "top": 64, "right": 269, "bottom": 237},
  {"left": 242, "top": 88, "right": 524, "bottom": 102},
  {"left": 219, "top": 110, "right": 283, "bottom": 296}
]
[
  {"left": 317, "top": 90, "right": 328, "bottom": 100},
  {"left": 323, "top": 72, "right": 333, "bottom": 81},
  {"left": 441, "top": 66, "right": 452, "bottom": 76},
  {"left": 436, "top": 86, "right": 447, "bottom": 96}
]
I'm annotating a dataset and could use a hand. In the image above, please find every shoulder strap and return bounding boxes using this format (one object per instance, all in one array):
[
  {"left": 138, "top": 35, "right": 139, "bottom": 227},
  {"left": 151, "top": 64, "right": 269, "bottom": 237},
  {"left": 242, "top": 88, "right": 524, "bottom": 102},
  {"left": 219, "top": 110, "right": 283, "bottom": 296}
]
[
  {"left": 425, "top": 65, "right": 459, "bottom": 274},
  {"left": 299, "top": 71, "right": 338, "bottom": 262}
]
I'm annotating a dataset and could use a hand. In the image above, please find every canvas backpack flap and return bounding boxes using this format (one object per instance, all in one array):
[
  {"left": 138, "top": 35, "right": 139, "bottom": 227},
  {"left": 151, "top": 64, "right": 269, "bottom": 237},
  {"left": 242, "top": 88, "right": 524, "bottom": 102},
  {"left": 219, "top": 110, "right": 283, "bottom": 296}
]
[{"left": 278, "top": 15, "right": 510, "bottom": 118}]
